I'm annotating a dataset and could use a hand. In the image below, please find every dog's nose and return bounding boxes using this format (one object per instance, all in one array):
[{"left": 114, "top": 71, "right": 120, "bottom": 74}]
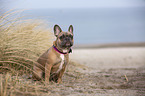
[{"left": 66, "top": 42, "right": 70, "bottom": 46}]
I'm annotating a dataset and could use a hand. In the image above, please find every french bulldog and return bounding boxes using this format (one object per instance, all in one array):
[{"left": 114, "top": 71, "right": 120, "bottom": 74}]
[{"left": 32, "top": 25, "right": 74, "bottom": 84}]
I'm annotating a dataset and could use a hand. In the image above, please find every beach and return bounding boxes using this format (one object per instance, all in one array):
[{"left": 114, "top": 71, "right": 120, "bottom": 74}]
[
  {"left": 64, "top": 46, "right": 145, "bottom": 96},
  {"left": 70, "top": 47, "right": 145, "bottom": 70}
]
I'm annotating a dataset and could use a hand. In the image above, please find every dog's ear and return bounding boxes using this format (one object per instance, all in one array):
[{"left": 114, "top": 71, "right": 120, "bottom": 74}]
[
  {"left": 68, "top": 25, "right": 73, "bottom": 34},
  {"left": 54, "top": 25, "right": 62, "bottom": 37}
]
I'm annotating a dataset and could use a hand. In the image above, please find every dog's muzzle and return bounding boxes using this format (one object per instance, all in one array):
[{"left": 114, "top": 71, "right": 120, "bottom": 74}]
[{"left": 61, "top": 37, "right": 73, "bottom": 48}]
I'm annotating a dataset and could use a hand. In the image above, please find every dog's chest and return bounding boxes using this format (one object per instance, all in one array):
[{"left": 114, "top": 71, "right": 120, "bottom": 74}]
[
  {"left": 60, "top": 54, "right": 64, "bottom": 61},
  {"left": 56, "top": 54, "right": 66, "bottom": 73},
  {"left": 60, "top": 54, "right": 65, "bottom": 66}
]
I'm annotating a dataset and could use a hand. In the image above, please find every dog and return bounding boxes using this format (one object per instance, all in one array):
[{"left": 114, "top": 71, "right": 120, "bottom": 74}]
[{"left": 32, "top": 24, "right": 74, "bottom": 84}]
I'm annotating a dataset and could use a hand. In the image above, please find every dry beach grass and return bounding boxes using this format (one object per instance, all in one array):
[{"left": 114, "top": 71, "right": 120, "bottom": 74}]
[
  {"left": 0, "top": 10, "right": 54, "bottom": 95},
  {"left": 0, "top": 10, "right": 145, "bottom": 96}
]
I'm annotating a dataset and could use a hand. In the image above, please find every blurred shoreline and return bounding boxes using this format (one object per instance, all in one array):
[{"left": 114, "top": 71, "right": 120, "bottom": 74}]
[{"left": 73, "top": 42, "right": 145, "bottom": 49}]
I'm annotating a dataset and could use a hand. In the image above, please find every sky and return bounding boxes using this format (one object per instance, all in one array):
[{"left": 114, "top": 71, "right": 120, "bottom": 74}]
[{"left": 4, "top": 0, "right": 145, "bottom": 9}]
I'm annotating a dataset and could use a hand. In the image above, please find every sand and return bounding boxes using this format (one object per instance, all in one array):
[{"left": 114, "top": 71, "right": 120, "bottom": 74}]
[
  {"left": 70, "top": 47, "right": 145, "bottom": 70},
  {"left": 63, "top": 47, "right": 145, "bottom": 96}
]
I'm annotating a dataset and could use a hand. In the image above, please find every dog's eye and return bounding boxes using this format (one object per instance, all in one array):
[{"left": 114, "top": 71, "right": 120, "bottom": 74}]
[
  {"left": 59, "top": 35, "right": 65, "bottom": 40},
  {"left": 59, "top": 36, "right": 63, "bottom": 40},
  {"left": 69, "top": 35, "right": 73, "bottom": 39}
]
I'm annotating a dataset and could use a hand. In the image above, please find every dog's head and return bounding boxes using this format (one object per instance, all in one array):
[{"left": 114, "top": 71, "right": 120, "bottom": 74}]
[{"left": 54, "top": 25, "right": 74, "bottom": 49}]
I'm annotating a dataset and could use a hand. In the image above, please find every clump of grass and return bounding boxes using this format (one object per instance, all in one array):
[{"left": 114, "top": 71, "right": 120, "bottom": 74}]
[
  {"left": 0, "top": 73, "right": 51, "bottom": 96},
  {"left": 0, "top": 10, "right": 55, "bottom": 95},
  {"left": 0, "top": 10, "right": 53, "bottom": 75}
]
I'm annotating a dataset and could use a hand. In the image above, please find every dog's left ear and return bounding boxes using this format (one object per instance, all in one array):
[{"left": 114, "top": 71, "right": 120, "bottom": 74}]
[
  {"left": 68, "top": 25, "right": 73, "bottom": 34},
  {"left": 54, "top": 25, "right": 62, "bottom": 37}
]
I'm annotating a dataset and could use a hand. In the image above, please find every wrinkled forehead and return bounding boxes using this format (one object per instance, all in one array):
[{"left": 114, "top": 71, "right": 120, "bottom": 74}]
[{"left": 58, "top": 31, "right": 73, "bottom": 36}]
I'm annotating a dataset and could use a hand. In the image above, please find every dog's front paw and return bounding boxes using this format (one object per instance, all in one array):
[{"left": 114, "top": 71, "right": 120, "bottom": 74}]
[
  {"left": 45, "top": 78, "right": 50, "bottom": 85},
  {"left": 44, "top": 81, "right": 50, "bottom": 86},
  {"left": 57, "top": 78, "right": 62, "bottom": 84}
]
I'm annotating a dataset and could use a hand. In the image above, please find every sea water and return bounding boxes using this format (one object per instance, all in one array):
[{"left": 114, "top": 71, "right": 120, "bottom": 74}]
[{"left": 23, "top": 7, "right": 145, "bottom": 44}]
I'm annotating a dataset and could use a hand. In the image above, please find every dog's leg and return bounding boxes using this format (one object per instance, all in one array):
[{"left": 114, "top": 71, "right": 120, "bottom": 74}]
[
  {"left": 32, "top": 65, "right": 43, "bottom": 80},
  {"left": 45, "top": 63, "right": 52, "bottom": 84},
  {"left": 57, "top": 66, "right": 66, "bottom": 84}
]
